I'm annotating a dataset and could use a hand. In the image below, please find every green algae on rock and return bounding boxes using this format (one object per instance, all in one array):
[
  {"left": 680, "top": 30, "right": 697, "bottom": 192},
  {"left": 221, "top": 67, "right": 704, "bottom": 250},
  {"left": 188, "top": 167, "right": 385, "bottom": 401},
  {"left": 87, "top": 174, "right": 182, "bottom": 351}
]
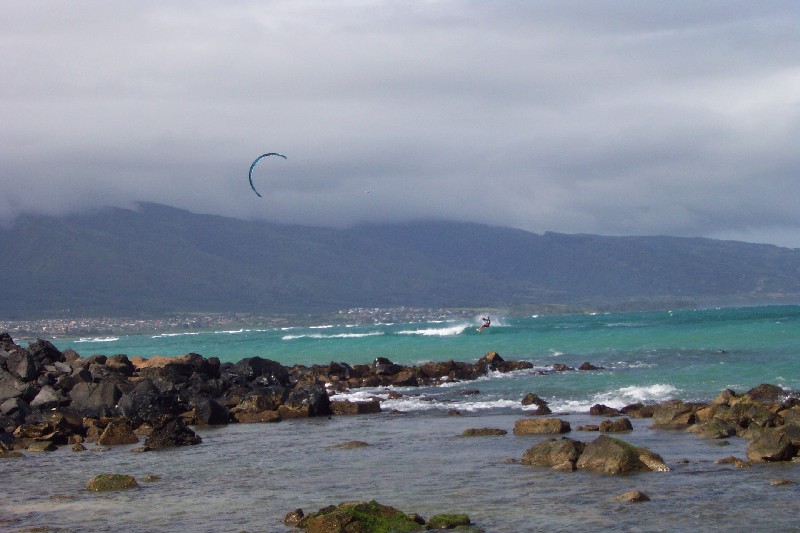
[{"left": 87, "top": 474, "right": 139, "bottom": 491}]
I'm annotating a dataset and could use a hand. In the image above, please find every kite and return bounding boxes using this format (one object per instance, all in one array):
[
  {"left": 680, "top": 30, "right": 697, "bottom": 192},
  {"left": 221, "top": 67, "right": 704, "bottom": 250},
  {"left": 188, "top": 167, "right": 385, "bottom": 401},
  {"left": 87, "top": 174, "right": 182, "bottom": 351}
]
[{"left": 248, "top": 152, "right": 286, "bottom": 198}]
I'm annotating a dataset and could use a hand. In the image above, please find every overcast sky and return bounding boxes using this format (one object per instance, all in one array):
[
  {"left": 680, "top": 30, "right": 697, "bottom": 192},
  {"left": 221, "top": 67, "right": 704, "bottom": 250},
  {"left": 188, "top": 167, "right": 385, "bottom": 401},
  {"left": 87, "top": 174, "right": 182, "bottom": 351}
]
[{"left": 3, "top": 1, "right": 799, "bottom": 248}]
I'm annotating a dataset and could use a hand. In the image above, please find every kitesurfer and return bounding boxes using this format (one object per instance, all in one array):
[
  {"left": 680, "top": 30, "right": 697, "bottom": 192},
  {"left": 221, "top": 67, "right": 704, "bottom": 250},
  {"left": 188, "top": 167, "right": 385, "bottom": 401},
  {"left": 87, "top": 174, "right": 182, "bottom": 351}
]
[{"left": 477, "top": 316, "right": 491, "bottom": 333}]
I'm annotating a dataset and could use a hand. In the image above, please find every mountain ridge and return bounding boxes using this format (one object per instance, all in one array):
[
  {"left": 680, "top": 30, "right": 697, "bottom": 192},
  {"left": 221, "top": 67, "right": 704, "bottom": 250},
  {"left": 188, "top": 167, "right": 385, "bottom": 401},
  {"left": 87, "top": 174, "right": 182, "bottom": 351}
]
[{"left": 1, "top": 203, "right": 799, "bottom": 319}]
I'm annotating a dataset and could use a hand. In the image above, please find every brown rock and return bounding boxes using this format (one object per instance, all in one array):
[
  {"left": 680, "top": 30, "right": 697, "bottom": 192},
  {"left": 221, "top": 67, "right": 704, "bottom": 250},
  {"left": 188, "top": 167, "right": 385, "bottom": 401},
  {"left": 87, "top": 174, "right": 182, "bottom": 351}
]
[
  {"left": 613, "top": 489, "right": 650, "bottom": 502},
  {"left": 234, "top": 410, "right": 281, "bottom": 424},
  {"left": 590, "top": 404, "right": 621, "bottom": 417},
  {"left": 87, "top": 473, "right": 139, "bottom": 491},
  {"left": 522, "top": 437, "right": 585, "bottom": 471},
  {"left": 600, "top": 418, "right": 633, "bottom": 433},
  {"left": 746, "top": 426, "right": 799, "bottom": 462},
  {"left": 97, "top": 421, "right": 139, "bottom": 446},
  {"left": 651, "top": 400, "right": 705, "bottom": 429},
  {"left": 330, "top": 399, "right": 381, "bottom": 416},
  {"left": 621, "top": 403, "right": 655, "bottom": 418},
  {"left": 576, "top": 435, "right": 669, "bottom": 474},
  {"left": 514, "top": 418, "right": 571, "bottom": 435},
  {"left": 744, "top": 384, "right": 787, "bottom": 403}
]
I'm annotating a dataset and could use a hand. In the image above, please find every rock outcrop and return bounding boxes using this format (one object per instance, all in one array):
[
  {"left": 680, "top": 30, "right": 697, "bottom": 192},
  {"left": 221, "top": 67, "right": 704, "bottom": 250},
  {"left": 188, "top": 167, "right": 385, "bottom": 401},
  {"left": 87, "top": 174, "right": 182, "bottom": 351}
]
[{"left": 523, "top": 435, "right": 670, "bottom": 474}]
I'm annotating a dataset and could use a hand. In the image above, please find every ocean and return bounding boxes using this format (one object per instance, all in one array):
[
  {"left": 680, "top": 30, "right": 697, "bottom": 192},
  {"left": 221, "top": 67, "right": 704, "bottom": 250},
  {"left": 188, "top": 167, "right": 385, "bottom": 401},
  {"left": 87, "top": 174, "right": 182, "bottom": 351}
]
[{"left": 3, "top": 305, "right": 800, "bottom": 532}]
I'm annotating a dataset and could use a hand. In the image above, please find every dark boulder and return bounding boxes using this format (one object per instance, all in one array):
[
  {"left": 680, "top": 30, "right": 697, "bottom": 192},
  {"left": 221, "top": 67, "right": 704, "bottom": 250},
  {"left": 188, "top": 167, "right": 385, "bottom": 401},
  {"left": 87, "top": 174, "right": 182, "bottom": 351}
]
[
  {"left": 117, "top": 379, "right": 181, "bottom": 425},
  {"left": 229, "top": 357, "right": 290, "bottom": 386},
  {"left": 0, "top": 369, "right": 30, "bottom": 403},
  {"left": 372, "top": 357, "right": 403, "bottom": 376},
  {"left": 418, "top": 360, "right": 479, "bottom": 382},
  {"left": 27, "top": 339, "right": 65, "bottom": 366},
  {"left": 387, "top": 369, "right": 419, "bottom": 387},
  {"left": 233, "top": 386, "right": 288, "bottom": 413},
  {"left": 191, "top": 397, "right": 230, "bottom": 426},
  {"left": 0, "top": 332, "right": 18, "bottom": 352},
  {"left": 6, "top": 350, "right": 38, "bottom": 381},
  {"left": 68, "top": 381, "right": 123, "bottom": 417},
  {"left": 136, "top": 353, "right": 212, "bottom": 389},
  {"left": 280, "top": 385, "right": 331, "bottom": 418},
  {"left": 53, "top": 368, "right": 92, "bottom": 395},
  {"left": 104, "top": 354, "right": 135, "bottom": 377},
  {"left": 144, "top": 415, "right": 202, "bottom": 449},
  {"left": 521, "top": 393, "right": 552, "bottom": 415},
  {"left": 1, "top": 397, "right": 32, "bottom": 424},
  {"left": 590, "top": 404, "right": 621, "bottom": 417},
  {"left": 579, "top": 362, "right": 604, "bottom": 371},
  {"left": 476, "top": 351, "right": 504, "bottom": 372},
  {"left": 30, "top": 385, "right": 66, "bottom": 410}
]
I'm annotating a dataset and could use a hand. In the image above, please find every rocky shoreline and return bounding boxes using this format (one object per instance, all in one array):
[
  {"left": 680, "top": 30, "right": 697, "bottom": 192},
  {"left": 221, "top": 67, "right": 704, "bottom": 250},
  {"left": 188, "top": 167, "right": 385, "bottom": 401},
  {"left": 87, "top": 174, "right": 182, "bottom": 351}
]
[{"left": 2, "top": 331, "right": 800, "bottom": 471}]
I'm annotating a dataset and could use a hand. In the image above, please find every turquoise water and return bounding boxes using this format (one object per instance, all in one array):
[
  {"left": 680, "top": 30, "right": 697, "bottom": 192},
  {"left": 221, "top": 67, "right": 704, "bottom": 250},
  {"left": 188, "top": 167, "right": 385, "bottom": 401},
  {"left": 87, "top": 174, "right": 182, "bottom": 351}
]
[
  {"left": 55, "top": 305, "right": 800, "bottom": 412},
  {"left": 4, "top": 305, "right": 799, "bottom": 532}
]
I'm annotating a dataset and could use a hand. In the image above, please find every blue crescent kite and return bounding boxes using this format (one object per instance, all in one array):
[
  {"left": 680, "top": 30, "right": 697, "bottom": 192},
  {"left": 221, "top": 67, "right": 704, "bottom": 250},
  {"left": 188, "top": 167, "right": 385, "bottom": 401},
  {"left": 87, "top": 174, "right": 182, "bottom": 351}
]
[{"left": 248, "top": 152, "right": 286, "bottom": 198}]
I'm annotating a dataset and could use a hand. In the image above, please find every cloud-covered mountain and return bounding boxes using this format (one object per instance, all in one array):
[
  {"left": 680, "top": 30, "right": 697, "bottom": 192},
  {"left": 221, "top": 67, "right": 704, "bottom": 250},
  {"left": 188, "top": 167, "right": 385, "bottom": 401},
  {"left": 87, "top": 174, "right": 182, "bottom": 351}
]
[{"left": 2, "top": 203, "right": 799, "bottom": 319}]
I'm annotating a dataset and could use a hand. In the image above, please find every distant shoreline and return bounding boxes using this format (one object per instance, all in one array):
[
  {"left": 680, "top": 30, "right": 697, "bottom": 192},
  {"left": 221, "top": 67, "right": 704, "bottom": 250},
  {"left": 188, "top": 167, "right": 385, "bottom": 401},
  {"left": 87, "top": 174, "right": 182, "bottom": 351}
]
[
  {"left": 0, "top": 307, "right": 502, "bottom": 340},
  {"left": 5, "top": 301, "right": 797, "bottom": 340}
]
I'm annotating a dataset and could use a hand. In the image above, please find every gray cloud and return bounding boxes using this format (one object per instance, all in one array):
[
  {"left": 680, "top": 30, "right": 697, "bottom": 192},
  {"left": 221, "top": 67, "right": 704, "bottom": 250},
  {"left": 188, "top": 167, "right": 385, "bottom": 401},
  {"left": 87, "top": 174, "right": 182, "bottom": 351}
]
[{"left": 2, "top": 1, "right": 799, "bottom": 247}]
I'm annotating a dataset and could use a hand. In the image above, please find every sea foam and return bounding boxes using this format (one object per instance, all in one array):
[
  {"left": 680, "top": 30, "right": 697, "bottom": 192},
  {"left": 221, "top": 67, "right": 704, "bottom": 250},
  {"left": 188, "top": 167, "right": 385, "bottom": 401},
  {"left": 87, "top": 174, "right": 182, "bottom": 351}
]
[{"left": 397, "top": 324, "right": 469, "bottom": 336}]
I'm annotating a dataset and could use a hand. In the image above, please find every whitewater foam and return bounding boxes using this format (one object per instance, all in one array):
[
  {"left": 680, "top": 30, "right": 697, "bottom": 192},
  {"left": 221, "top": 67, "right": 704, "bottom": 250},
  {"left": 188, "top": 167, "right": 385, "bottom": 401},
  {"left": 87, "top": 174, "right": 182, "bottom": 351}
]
[
  {"left": 282, "top": 331, "right": 384, "bottom": 341},
  {"left": 151, "top": 332, "right": 202, "bottom": 339},
  {"left": 550, "top": 383, "right": 679, "bottom": 412},
  {"left": 397, "top": 324, "right": 469, "bottom": 336},
  {"left": 74, "top": 336, "right": 120, "bottom": 343}
]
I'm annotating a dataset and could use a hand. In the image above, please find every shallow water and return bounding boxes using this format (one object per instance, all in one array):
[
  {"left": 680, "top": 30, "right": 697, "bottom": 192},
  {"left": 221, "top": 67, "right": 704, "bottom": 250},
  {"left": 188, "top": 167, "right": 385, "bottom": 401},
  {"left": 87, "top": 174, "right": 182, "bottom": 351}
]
[{"left": 2, "top": 413, "right": 798, "bottom": 533}]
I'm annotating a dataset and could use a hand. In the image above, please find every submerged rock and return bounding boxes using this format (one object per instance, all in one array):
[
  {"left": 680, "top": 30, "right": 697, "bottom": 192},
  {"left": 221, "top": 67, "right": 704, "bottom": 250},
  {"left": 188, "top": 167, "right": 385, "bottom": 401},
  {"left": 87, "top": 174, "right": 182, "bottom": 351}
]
[
  {"left": 613, "top": 489, "right": 651, "bottom": 502},
  {"left": 87, "top": 473, "right": 139, "bottom": 491},
  {"left": 513, "top": 418, "right": 570, "bottom": 435},
  {"left": 290, "top": 500, "right": 475, "bottom": 533},
  {"left": 462, "top": 428, "right": 508, "bottom": 437},
  {"left": 295, "top": 500, "right": 425, "bottom": 532}
]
